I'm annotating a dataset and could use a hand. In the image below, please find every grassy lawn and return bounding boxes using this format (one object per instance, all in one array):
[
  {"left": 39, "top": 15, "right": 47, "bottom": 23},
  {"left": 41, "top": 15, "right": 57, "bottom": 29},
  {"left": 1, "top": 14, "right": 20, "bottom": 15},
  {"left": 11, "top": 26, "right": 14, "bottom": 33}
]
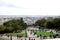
[
  {"left": 6, "top": 32, "right": 27, "bottom": 37},
  {"left": 35, "top": 32, "right": 55, "bottom": 36}
]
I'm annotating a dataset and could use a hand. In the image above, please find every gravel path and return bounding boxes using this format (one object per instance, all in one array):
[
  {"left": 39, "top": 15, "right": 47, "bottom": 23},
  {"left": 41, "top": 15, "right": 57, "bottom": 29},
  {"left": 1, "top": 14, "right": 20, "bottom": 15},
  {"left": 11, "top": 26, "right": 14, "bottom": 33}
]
[{"left": 0, "top": 38, "right": 9, "bottom": 40}]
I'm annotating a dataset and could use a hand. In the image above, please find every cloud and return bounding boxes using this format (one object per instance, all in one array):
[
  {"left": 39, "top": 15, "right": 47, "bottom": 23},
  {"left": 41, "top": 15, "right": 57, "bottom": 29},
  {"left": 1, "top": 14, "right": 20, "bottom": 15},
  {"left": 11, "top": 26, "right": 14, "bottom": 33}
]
[
  {"left": 0, "top": 2, "right": 21, "bottom": 8},
  {"left": 0, "top": 0, "right": 60, "bottom": 16}
]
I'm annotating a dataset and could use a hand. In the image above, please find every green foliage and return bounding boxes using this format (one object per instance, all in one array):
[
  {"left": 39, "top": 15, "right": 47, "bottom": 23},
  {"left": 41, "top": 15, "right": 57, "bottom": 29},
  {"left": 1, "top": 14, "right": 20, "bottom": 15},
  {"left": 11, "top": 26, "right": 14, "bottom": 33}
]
[
  {"left": 46, "top": 18, "right": 60, "bottom": 30},
  {"left": 6, "top": 27, "right": 13, "bottom": 32},
  {"left": 53, "top": 18, "right": 60, "bottom": 29},
  {"left": 35, "top": 18, "right": 47, "bottom": 29},
  {"left": 35, "top": 18, "right": 60, "bottom": 30},
  {"left": 22, "top": 32, "right": 27, "bottom": 37},
  {"left": 3, "top": 18, "right": 27, "bottom": 33},
  {"left": 0, "top": 25, "right": 5, "bottom": 31},
  {"left": 7, "top": 33, "right": 27, "bottom": 37},
  {"left": 35, "top": 18, "right": 46, "bottom": 27},
  {"left": 46, "top": 21, "right": 54, "bottom": 29},
  {"left": 35, "top": 32, "right": 55, "bottom": 36}
]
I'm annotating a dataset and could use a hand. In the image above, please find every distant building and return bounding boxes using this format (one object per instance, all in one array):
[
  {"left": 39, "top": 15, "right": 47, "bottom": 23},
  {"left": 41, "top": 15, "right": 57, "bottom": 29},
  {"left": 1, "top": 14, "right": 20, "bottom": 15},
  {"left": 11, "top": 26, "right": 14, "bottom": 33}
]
[
  {"left": 45, "top": 17, "right": 54, "bottom": 21},
  {"left": 0, "top": 18, "right": 13, "bottom": 25},
  {"left": 0, "top": 17, "right": 38, "bottom": 25}
]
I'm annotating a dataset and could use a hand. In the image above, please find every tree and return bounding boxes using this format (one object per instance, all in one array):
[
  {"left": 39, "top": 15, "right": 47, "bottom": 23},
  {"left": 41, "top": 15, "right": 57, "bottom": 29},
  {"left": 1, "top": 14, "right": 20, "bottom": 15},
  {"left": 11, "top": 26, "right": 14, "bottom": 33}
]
[
  {"left": 0, "top": 25, "right": 5, "bottom": 33},
  {"left": 46, "top": 21, "right": 54, "bottom": 29},
  {"left": 45, "top": 18, "right": 60, "bottom": 30},
  {"left": 53, "top": 18, "right": 60, "bottom": 30},
  {"left": 0, "top": 25, "right": 5, "bottom": 31},
  {"left": 3, "top": 27, "right": 13, "bottom": 33},
  {"left": 6, "top": 27, "right": 13, "bottom": 32},
  {"left": 3, "top": 18, "right": 27, "bottom": 33},
  {"left": 35, "top": 18, "right": 46, "bottom": 27}
]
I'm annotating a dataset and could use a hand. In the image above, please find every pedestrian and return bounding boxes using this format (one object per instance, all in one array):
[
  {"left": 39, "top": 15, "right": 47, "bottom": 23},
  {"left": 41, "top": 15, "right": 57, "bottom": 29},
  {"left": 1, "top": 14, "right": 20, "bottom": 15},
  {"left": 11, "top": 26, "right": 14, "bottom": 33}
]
[{"left": 10, "top": 35, "right": 12, "bottom": 40}]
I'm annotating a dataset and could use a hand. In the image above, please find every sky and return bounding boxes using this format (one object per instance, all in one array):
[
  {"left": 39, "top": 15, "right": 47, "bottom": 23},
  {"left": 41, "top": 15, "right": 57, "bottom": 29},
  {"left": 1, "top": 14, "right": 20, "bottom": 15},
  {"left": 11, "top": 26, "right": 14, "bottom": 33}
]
[{"left": 0, "top": 0, "right": 60, "bottom": 16}]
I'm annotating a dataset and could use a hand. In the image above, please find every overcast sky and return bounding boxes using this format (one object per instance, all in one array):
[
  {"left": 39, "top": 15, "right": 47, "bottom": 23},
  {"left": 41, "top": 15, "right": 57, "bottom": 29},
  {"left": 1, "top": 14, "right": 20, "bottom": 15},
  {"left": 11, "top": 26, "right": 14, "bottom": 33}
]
[{"left": 0, "top": 0, "right": 60, "bottom": 16}]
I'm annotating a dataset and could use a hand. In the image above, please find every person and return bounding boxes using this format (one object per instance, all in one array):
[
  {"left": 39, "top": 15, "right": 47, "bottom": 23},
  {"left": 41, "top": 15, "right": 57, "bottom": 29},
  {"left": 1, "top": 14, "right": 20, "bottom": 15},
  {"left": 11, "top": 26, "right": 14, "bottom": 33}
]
[
  {"left": 7, "top": 35, "right": 9, "bottom": 37},
  {"left": 17, "top": 35, "right": 18, "bottom": 39},
  {"left": 34, "top": 38, "right": 35, "bottom": 40},
  {"left": 29, "top": 37, "right": 30, "bottom": 40},
  {"left": 10, "top": 35, "right": 12, "bottom": 40},
  {"left": 25, "top": 38, "right": 26, "bottom": 40}
]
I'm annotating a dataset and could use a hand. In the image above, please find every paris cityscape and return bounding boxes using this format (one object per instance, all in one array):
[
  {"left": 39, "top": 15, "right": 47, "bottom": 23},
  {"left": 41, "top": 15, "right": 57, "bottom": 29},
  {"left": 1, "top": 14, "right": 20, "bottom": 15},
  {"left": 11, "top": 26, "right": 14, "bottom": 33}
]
[
  {"left": 0, "top": 15, "right": 60, "bottom": 40},
  {"left": 0, "top": 0, "right": 60, "bottom": 40}
]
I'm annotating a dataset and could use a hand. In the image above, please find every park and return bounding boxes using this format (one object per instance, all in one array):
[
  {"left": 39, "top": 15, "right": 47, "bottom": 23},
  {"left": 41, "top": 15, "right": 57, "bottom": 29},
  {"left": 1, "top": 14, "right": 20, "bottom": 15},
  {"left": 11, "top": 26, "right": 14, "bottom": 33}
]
[{"left": 0, "top": 17, "right": 60, "bottom": 40}]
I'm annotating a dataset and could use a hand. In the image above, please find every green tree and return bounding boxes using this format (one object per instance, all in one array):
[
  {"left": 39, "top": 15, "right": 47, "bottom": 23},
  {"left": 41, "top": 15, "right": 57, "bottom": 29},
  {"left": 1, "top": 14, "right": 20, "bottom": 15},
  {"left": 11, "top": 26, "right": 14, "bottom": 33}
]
[
  {"left": 45, "top": 18, "right": 60, "bottom": 30},
  {"left": 0, "top": 25, "right": 5, "bottom": 31},
  {"left": 46, "top": 21, "right": 54, "bottom": 29},
  {"left": 53, "top": 18, "right": 60, "bottom": 30},
  {"left": 35, "top": 18, "right": 46, "bottom": 27},
  {"left": 6, "top": 27, "right": 13, "bottom": 32},
  {"left": 3, "top": 18, "right": 27, "bottom": 33},
  {"left": 0, "top": 25, "right": 6, "bottom": 33}
]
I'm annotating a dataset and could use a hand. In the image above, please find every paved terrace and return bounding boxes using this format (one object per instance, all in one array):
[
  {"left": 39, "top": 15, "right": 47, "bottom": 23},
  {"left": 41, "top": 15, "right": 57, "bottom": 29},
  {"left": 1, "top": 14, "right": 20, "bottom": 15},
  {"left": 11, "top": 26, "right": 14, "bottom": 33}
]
[{"left": 1, "top": 36, "right": 60, "bottom": 40}]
